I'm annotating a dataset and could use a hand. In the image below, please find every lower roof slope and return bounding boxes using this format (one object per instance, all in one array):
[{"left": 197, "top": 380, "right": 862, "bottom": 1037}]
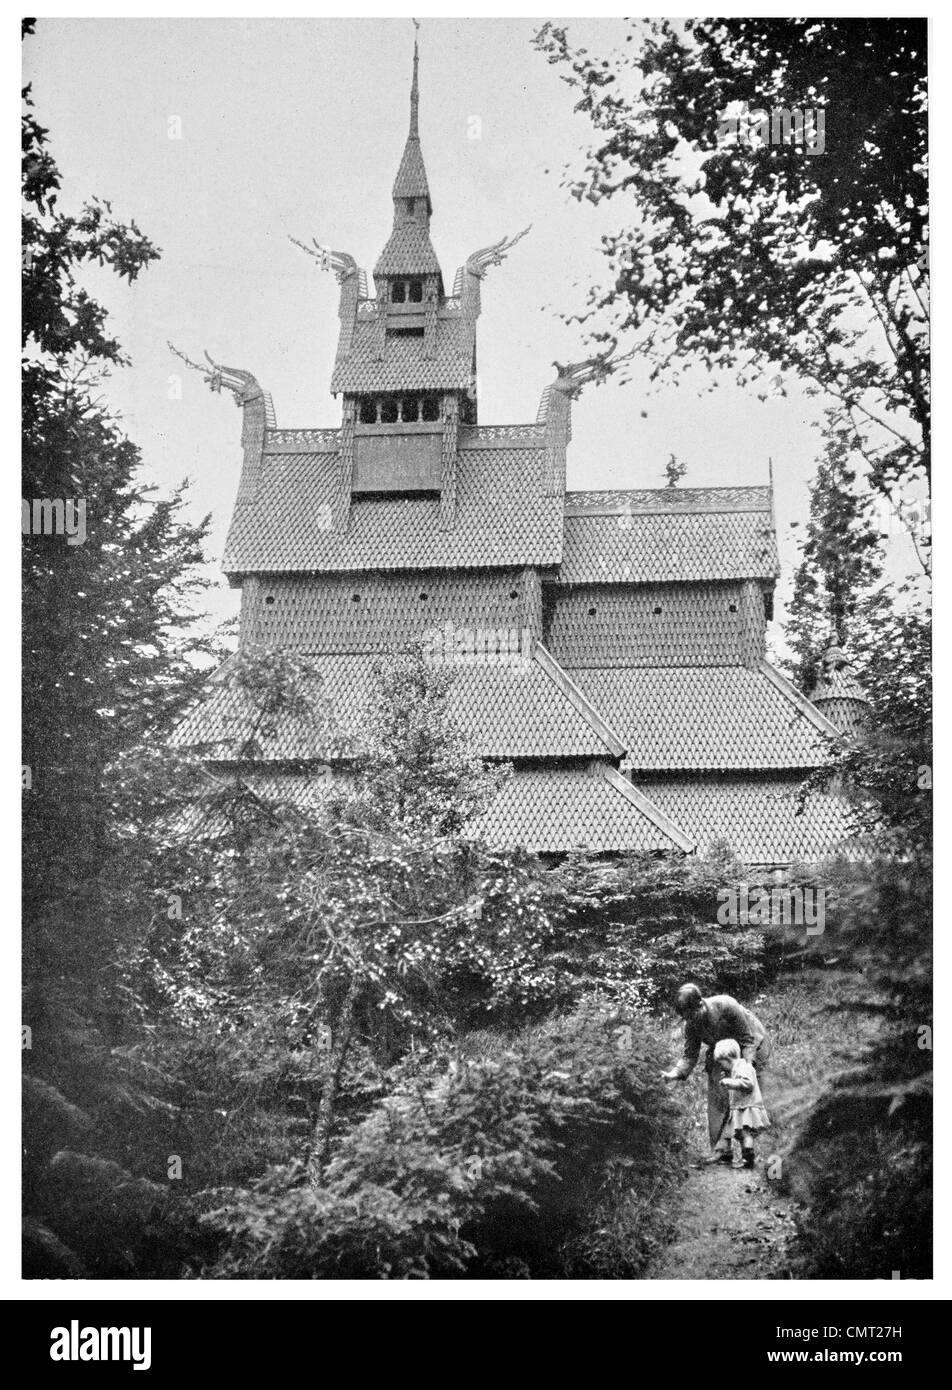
[
  {"left": 640, "top": 776, "right": 862, "bottom": 866},
  {"left": 171, "top": 648, "right": 620, "bottom": 763},
  {"left": 566, "top": 662, "right": 839, "bottom": 771}
]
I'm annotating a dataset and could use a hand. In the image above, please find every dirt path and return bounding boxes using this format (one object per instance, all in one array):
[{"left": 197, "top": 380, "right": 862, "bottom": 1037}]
[{"left": 647, "top": 1148, "right": 797, "bottom": 1279}]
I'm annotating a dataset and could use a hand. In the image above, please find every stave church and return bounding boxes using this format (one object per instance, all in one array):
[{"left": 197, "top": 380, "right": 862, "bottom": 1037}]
[{"left": 173, "top": 42, "right": 866, "bottom": 868}]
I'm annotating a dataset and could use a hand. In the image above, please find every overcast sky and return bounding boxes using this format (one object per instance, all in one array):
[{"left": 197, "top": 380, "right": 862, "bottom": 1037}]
[{"left": 23, "top": 16, "right": 916, "bottom": 640}]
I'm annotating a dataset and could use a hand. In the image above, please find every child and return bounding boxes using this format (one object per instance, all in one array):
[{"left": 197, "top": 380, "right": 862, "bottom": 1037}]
[{"left": 713, "top": 1038, "right": 770, "bottom": 1167}]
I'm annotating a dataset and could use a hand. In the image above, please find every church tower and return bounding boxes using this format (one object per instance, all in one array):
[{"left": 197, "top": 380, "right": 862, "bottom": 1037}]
[{"left": 327, "top": 41, "right": 478, "bottom": 530}]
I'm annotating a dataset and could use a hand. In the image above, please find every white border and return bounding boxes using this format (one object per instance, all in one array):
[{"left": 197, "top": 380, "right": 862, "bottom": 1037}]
[{"left": 6, "top": 1, "right": 945, "bottom": 1302}]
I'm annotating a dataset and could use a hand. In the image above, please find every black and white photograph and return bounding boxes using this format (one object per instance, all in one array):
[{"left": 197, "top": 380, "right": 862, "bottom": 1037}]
[{"left": 18, "top": 8, "right": 935, "bottom": 1316}]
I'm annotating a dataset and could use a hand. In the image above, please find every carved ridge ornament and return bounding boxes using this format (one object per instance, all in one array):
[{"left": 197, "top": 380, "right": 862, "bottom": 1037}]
[
  {"left": 289, "top": 236, "right": 368, "bottom": 297},
  {"left": 464, "top": 226, "right": 532, "bottom": 280}
]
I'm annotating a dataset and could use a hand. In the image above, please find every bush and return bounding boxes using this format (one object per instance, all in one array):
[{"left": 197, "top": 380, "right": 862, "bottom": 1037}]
[
  {"left": 543, "top": 844, "right": 773, "bottom": 1010},
  {"left": 778, "top": 857, "right": 932, "bottom": 1278},
  {"left": 195, "top": 1003, "right": 685, "bottom": 1279}
]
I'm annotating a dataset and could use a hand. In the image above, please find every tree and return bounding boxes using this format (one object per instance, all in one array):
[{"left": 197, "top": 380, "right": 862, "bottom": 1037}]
[
  {"left": 785, "top": 426, "right": 886, "bottom": 691},
  {"left": 534, "top": 19, "right": 929, "bottom": 513},
  {"left": 137, "top": 646, "right": 562, "bottom": 1193},
  {"left": 22, "top": 40, "right": 210, "bottom": 908},
  {"left": 22, "top": 24, "right": 215, "bottom": 1275}
]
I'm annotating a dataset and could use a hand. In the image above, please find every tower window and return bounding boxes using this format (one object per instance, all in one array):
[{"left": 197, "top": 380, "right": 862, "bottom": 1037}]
[
  {"left": 588, "top": 606, "right": 597, "bottom": 618},
  {"left": 400, "top": 395, "right": 419, "bottom": 422},
  {"left": 380, "top": 398, "right": 399, "bottom": 424},
  {"left": 264, "top": 595, "right": 275, "bottom": 607},
  {"left": 509, "top": 589, "right": 518, "bottom": 600},
  {"left": 652, "top": 605, "right": 662, "bottom": 615},
  {"left": 359, "top": 397, "right": 377, "bottom": 424},
  {"left": 391, "top": 281, "right": 406, "bottom": 304},
  {"left": 352, "top": 593, "right": 361, "bottom": 604},
  {"left": 728, "top": 602, "right": 738, "bottom": 613},
  {"left": 387, "top": 326, "right": 424, "bottom": 338},
  {"left": 408, "top": 279, "right": 423, "bottom": 303},
  {"left": 421, "top": 396, "right": 440, "bottom": 422},
  {"left": 419, "top": 591, "right": 428, "bottom": 603}
]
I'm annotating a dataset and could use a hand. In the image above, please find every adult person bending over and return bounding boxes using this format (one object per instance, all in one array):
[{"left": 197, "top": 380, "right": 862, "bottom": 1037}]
[{"left": 661, "top": 983, "right": 770, "bottom": 1165}]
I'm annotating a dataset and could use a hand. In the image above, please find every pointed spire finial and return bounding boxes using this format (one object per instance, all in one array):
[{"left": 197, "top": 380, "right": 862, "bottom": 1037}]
[
  {"left": 388, "top": 22, "right": 431, "bottom": 215},
  {"left": 410, "top": 24, "right": 420, "bottom": 140}
]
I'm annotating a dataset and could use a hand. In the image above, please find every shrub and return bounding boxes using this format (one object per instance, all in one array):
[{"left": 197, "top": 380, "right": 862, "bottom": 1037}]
[
  {"left": 543, "top": 844, "right": 773, "bottom": 1010},
  {"left": 780, "top": 857, "right": 932, "bottom": 1278},
  {"left": 196, "top": 1003, "right": 685, "bottom": 1279}
]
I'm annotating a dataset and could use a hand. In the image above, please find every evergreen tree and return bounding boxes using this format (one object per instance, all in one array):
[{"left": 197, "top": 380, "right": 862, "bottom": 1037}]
[{"left": 22, "top": 23, "right": 214, "bottom": 1275}]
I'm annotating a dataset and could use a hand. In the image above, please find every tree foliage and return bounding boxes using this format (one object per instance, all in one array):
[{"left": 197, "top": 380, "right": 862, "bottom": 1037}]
[
  {"left": 534, "top": 19, "right": 928, "bottom": 499},
  {"left": 22, "top": 29, "right": 214, "bottom": 1276}
]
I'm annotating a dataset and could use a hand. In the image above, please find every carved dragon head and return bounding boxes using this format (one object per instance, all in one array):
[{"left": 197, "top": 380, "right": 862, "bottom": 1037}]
[
  {"left": 550, "top": 339, "right": 625, "bottom": 399},
  {"left": 167, "top": 344, "right": 267, "bottom": 412},
  {"left": 289, "top": 236, "right": 362, "bottom": 285},
  {"left": 464, "top": 225, "right": 532, "bottom": 280}
]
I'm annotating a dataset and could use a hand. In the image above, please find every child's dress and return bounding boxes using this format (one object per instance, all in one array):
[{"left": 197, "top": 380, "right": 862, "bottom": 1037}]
[{"left": 728, "top": 1058, "right": 770, "bottom": 1132}]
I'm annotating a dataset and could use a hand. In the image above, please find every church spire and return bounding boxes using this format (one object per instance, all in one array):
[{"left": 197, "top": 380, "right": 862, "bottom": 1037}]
[
  {"left": 409, "top": 35, "right": 419, "bottom": 139},
  {"left": 374, "top": 31, "right": 440, "bottom": 281},
  {"left": 391, "top": 36, "right": 432, "bottom": 215}
]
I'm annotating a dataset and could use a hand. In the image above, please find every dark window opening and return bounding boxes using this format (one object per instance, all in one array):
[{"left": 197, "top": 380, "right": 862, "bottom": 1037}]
[
  {"left": 407, "top": 200, "right": 415, "bottom": 215},
  {"left": 588, "top": 606, "right": 597, "bottom": 617},
  {"left": 460, "top": 396, "right": 477, "bottom": 425},
  {"left": 652, "top": 605, "right": 662, "bottom": 615},
  {"left": 387, "top": 326, "right": 424, "bottom": 339},
  {"left": 380, "top": 398, "right": 399, "bottom": 424},
  {"left": 391, "top": 281, "right": 406, "bottom": 304},
  {"left": 264, "top": 595, "right": 275, "bottom": 606},
  {"left": 509, "top": 589, "right": 519, "bottom": 600},
  {"left": 359, "top": 397, "right": 377, "bottom": 424},
  {"left": 352, "top": 593, "right": 361, "bottom": 604},
  {"left": 422, "top": 396, "right": 440, "bottom": 422},
  {"left": 419, "top": 592, "right": 428, "bottom": 603},
  {"left": 728, "top": 602, "right": 738, "bottom": 613},
  {"left": 401, "top": 395, "right": 419, "bottom": 423},
  {"left": 408, "top": 279, "right": 423, "bottom": 303}
]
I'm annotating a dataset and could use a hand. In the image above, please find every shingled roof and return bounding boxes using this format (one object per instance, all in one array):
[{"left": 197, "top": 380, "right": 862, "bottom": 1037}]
[
  {"left": 181, "top": 764, "right": 691, "bottom": 856},
  {"left": 566, "top": 661, "right": 840, "bottom": 771},
  {"left": 374, "top": 224, "right": 442, "bottom": 278},
  {"left": 639, "top": 775, "right": 862, "bottom": 866},
  {"left": 471, "top": 765, "right": 688, "bottom": 854},
  {"left": 172, "top": 648, "right": 622, "bottom": 763},
  {"left": 560, "top": 487, "right": 779, "bottom": 584},
  {"left": 222, "top": 442, "right": 563, "bottom": 575},
  {"left": 330, "top": 312, "right": 473, "bottom": 394}
]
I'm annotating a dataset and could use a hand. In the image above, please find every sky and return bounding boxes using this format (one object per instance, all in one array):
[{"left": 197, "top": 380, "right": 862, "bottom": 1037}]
[{"left": 22, "top": 16, "right": 916, "bottom": 641}]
